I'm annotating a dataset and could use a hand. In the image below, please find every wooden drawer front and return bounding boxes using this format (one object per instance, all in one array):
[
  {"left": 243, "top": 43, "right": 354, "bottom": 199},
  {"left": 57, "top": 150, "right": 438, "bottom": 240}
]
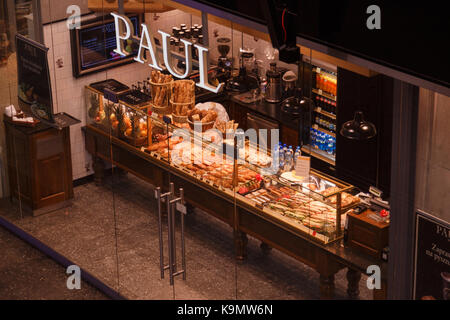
[
  {"left": 349, "top": 224, "right": 379, "bottom": 256},
  {"left": 347, "top": 215, "right": 388, "bottom": 259}
]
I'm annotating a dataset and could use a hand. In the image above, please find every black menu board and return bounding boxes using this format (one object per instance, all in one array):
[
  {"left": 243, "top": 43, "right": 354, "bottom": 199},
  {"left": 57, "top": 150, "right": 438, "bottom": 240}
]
[
  {"left": 414, "top": 211, "right": 450, "bottom": 300},
  {"left": 16, "top": 34, "right": 54, "bottom": 122},
  {"left": 71, "top": 14, "right": 141, "bottom": 78},
  {"left": 119, "top": 90, "right": 151, "bottom": 107}
]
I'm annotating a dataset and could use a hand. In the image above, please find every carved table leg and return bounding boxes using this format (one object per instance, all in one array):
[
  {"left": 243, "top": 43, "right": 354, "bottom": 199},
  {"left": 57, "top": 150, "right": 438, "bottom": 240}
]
[
  {"left": 319, "top": 274, "right": 335, "bottom": 299},
  {"left": 93, "top": 157, "right": 105, "bottom": 186},
  {"left": 234, "top": 231, "right": 248, "bottom": 261},
  {"left": 346, "top": 268, "right": 362, "bottom": 299},
  {"left": 260, "top": 242, "right": 272, "bottom": 255}
]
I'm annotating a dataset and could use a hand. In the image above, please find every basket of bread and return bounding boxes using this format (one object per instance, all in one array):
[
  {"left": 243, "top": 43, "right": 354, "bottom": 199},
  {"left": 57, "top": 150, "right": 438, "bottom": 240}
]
[
  {"left": 170, "top": 80, "right": 195, "bottom": 123},
  {"left": 187, "top": 107, "right": 218, "bottom": 132},
  {"left": 149, "top": 70, "right": 173, "bottom": 115}
]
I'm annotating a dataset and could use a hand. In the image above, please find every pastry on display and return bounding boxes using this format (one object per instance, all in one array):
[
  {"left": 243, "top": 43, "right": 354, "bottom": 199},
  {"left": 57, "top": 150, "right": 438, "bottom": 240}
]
[{"left": 319, "top": 186, "right": 359, "bottom": 207}]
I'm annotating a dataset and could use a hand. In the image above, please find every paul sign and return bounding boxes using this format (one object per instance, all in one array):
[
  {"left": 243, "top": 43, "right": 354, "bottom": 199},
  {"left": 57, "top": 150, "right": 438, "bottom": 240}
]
[{"left": 111, "top": 13, "right": 223, "bottom": 94}]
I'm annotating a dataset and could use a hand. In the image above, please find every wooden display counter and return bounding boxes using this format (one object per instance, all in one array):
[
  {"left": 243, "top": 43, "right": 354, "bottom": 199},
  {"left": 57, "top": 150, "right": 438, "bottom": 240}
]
[{"left": 83, "top": 124, "right": 387, "bottom": 299}]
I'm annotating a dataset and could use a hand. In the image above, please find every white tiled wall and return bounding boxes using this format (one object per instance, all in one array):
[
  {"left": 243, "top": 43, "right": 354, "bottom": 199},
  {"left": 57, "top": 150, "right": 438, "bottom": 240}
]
[
  {"left": 44, "top": 10, "right": 297, "bottom": 181},
  {"left": 44, "top": 14, "right": 153, "bottom": 180}
]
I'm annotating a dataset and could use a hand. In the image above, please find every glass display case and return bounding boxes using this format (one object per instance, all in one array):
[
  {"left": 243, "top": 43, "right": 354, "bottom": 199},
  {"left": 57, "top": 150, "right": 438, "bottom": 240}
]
[
  {"left": 86, "top": 78, "right": 360, "bottom": 245},
  {"left": 85, "top": 80, "right": 152, "bottom": 147}
]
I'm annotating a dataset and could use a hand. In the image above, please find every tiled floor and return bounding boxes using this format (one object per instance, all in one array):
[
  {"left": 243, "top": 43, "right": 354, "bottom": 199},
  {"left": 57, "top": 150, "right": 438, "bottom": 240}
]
[{"left": 0, "top": 173, "right": 371, "bottom": 300}]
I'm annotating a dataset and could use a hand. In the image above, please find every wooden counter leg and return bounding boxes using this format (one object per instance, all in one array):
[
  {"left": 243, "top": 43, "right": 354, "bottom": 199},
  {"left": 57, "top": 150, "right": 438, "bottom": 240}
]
[
  {"left": 93, "top": 157, "right": 105, "bottom": 186},
  {"left": 234, "top": 231, "right": 248, "bottom": 261},
  {"left": 260, "top": 242, "right": 272, "bottom": 255},
  {"left": 319, "top": 274, "right": 335, "bottom": 299},
  {"left": 346, "top": 268, "right": 362, "bottom": 299}
]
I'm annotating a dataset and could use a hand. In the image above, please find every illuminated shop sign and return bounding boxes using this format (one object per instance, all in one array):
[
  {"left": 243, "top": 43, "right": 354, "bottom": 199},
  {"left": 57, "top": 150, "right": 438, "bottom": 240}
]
[{"left": 111, "top": 13, "right": 223, "bottom": 94}]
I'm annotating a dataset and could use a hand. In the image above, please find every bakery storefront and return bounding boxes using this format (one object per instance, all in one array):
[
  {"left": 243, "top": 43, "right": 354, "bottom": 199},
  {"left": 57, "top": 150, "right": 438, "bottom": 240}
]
[{"left": 0, "top": 0, "right": 448, "bottom": 300}]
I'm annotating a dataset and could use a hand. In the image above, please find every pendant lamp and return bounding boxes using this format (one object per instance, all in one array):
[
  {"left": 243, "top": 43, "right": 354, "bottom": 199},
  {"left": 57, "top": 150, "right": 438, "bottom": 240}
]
[{"left": 340, "top": 111, "right": 377, "bottom": 140}]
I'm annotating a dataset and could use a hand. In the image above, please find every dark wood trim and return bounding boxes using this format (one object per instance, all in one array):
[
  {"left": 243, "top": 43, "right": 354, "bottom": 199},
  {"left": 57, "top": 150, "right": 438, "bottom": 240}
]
[{"left": 388, "top": 79, "right": 419, "bottom": 299}]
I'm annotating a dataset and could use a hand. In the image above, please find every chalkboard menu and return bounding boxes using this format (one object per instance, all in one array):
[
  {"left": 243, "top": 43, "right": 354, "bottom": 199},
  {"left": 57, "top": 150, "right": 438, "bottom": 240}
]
[
  {"left": 71, "top": 14, "right": 141, "bottom": 78},
  {"left": 414, "top": 211, "right": 450, "bottom": 300},
  {"left": 16, "top": 34, "right": 54, "bottom": 122}
]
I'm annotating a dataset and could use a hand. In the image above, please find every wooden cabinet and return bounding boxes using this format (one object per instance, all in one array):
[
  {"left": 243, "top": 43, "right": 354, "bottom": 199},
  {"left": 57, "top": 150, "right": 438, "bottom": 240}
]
[
  {"left": 347, "top": 209, "right": 389, "bottom": 259},
  {"left": 4, "top": 120, "right": 74, "bottom": 215},
  {"left": 336, "top": 68, "right": 393, "bottom": 195}
]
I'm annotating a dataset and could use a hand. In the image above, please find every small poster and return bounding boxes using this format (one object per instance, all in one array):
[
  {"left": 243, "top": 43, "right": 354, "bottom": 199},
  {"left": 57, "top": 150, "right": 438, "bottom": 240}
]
[
  {"left": 413, "top": 211, "right": 450, "bottom": 300},
  {"left": 16, "top": 34, "right": 54, "bottom": 122},
  {"left": 295, "top": 155, "right": 310, "bottom": 180}
]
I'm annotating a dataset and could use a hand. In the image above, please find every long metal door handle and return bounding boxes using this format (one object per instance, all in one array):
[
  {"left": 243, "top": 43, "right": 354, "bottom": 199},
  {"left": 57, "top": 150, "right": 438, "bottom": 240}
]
[
  {"left": 179, "top": 188, "right": 186, "bottom": 280},
  {"left": 155, "top": 187, "right": 164, "bottom": 279}
]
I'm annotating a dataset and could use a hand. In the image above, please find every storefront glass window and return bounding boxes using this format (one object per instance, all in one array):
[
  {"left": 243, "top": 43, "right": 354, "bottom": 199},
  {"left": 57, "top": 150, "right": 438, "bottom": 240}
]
[
  {"left": 415, "top": 88, "right": 450, "bottom": 224},
  {"left": 3, "top": 0, "right": 432, "bottom": 300}
]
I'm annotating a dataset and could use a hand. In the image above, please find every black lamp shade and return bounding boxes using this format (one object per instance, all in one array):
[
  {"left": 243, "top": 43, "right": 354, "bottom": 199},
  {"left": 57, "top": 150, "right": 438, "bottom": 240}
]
[{"left": 340, "top": 111, "right": 377, "bottom": 140}]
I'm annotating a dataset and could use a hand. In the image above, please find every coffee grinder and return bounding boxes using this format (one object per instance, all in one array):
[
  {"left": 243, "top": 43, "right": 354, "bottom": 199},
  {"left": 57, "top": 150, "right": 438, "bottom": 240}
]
[
  {"left": 216, "top": 37, "right": 232, "bottom": 81},
  {"left": 226, "top": 47, "right": 259, "bottom": 93}
]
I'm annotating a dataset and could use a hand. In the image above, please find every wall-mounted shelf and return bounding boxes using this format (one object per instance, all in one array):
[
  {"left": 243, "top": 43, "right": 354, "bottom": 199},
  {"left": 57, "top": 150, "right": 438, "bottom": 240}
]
[
  {"left": 301, "top": 145, "right": 335, "bottom": 166},
  {"left": 314, "top": 108, "right": 336, "bottom": 120},
  {"left": 312, "top": 88, "right": 336, "bottom": 102},
  {"left": 312, "top": 124, "right": 336, "bottom": 138}
]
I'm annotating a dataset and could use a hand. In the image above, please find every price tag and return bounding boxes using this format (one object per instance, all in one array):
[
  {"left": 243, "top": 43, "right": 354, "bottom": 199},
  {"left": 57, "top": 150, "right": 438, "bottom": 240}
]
[
  {"left": 316, "top": 107, "right": 322, "bottom": 112},
  {"left": 316, "top": 67, "right": 321, "bottom": 74},
  {"left": 176, "top": 202, "right": 187, "bottom": 214},
  {"left": 318, "top": 89, "right": 323, "bottom": 95},
  {"left": 295, "top": 155, "right": 310, "bottom": 180},
  {"left": 313, "top": 124, "right": 319, "bottom": 130}
]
